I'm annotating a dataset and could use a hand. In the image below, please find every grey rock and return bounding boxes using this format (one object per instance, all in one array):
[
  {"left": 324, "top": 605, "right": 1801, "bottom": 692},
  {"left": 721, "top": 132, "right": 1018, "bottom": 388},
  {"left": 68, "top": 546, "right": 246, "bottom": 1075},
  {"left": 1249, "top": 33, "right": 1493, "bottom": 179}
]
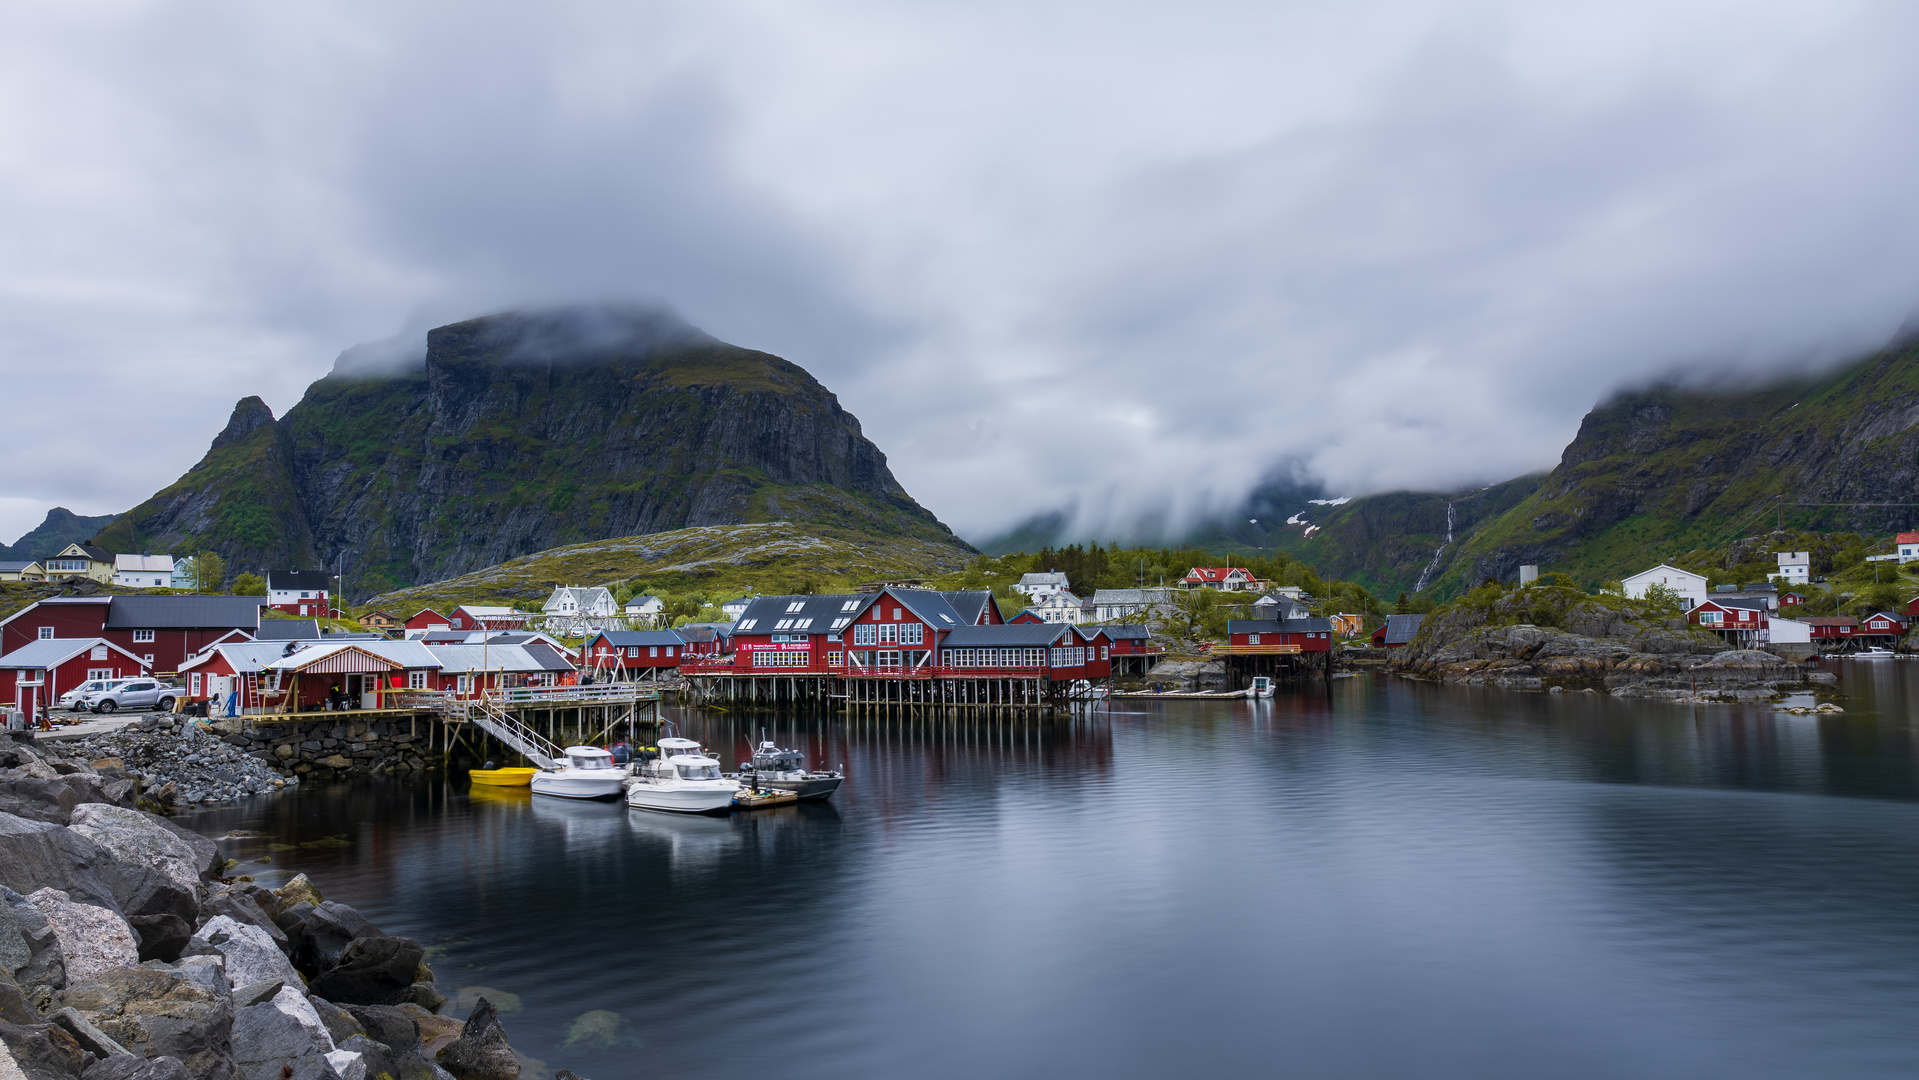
[
  {"left": 53, "top": 967, "right": 236, "bottom": 1080},
  {"left": 140, "top": 958, "right": 226, "bottom": 1002},
  {"left": 181, "top": 919, "right": 298, "bottom": 993},
  {"left": 0, "top": 889, "right": 66, "bottom": 1007},
  {"left": 128, "top": 916, "right": 193, "bottom": 965},
  {"left": 229, "top": 997, "right": 332, "bottom": 1080},
  {"left": 197, "top": 898, "right": 283, "bottom": 952},
  {"left": 48, "top": 1005, "right": 132, "bottom": 1059},
  {"left": 433, "top": 998, "right": 517, "bottom": 1080},
  {"left": 82, "top": 1056, "right": 195, "bottom": 1080},
  {"left": 308, "top": 937, "right": 422, "bottom": 1008},
  {"left": 67, "top": 807, "right": 205, "bottom": 922},
  {"left": 229, "top": 982, "right": 282, "bottom": 1010},
  {"left": 303, "top": 999, "right": 362, "bottom": 1048},
  {"left": 0, "top": 1020, "right": 88, "bottom": 1080},
  {"left": 0, "top": 814, "right": 121, "bottom": 914},
  {"left": 339, "top": 1006, "right": 416, "bottom": 1054},
  {"left": 26, "top": 891, "right": 137, "bottom": 987}
]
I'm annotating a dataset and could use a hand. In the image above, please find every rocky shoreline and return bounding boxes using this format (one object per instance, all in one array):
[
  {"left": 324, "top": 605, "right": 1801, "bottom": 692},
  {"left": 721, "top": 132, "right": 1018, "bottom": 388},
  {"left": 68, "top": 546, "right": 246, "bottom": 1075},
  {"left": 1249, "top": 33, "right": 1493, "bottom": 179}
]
[
  {"left": 1387, "top": 589, "right": 1835, "bottom": 703},
  {"left": 0, "top": 736, "right": 586, "bottom": 1080}
]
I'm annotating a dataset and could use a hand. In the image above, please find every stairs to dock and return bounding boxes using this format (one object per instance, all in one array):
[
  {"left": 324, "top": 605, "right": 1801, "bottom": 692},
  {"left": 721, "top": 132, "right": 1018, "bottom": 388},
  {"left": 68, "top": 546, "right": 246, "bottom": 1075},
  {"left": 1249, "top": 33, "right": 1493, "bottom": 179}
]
[{"left": 461, "top": 696, "right": 563, "bottom": 770}]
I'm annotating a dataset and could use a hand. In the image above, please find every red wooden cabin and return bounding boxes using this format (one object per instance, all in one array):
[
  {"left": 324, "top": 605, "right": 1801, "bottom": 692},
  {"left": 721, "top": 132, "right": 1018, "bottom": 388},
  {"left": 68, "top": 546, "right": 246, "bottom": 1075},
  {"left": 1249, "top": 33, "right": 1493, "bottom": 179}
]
[
  {"left": 581, "top": 630, "right": 688, "bottom": 680},
  {"left": 0, "top": 638, "right": 151, "bottom": 718}
]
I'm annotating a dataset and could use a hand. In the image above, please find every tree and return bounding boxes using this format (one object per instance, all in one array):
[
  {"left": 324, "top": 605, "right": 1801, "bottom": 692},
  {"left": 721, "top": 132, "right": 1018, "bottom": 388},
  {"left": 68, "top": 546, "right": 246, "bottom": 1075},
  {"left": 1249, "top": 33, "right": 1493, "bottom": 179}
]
[
  {"left": 231, "top": 572, "right": 266, "bottom": 596},
  {"left": 193, "top": 551, "right": 226, "bottom": 594},
  {"left": 1641, "top": 582, "right": 1684, "bottom": 614},
  {"left": 1394, "top": 592, "right": 1411, "bottom": 614}
]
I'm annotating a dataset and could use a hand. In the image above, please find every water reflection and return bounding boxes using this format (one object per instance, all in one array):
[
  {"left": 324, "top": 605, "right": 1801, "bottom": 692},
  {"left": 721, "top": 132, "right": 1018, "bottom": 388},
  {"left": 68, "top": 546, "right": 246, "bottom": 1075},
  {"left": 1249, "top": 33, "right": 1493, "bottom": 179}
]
[{"left": 180, "top": 668, "right": 1919, "bottom": 1080}]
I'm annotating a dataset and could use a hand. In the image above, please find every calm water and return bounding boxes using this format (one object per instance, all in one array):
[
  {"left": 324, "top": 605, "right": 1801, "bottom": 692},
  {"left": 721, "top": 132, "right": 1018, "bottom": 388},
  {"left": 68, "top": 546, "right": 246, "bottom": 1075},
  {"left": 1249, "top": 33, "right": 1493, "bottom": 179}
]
[{"left": 182, "top": 663, "right": 1919, "bottom": 1079}]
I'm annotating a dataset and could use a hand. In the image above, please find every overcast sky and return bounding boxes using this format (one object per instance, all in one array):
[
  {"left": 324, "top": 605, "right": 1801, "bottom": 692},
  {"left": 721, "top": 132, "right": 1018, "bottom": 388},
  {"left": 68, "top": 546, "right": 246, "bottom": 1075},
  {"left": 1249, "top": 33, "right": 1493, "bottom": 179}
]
[{"left": 5, "top": 1, "right": 1919, "bottom": 546}]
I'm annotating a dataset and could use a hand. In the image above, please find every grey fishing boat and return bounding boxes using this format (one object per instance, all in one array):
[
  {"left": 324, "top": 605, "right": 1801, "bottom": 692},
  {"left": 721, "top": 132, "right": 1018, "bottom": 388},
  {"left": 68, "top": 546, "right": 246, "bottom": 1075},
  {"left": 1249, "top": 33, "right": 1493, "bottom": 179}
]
[{"left": 736, "top": 739, "right": 843, "bottom": 801}]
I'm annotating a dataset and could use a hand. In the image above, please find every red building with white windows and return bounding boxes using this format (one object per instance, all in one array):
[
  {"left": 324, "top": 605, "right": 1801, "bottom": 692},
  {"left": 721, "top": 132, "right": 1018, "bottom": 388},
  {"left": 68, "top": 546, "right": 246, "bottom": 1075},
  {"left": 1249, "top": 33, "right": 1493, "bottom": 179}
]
[
  {"left": 405, "top": 609, "right": 452, "bottom": 633},
  {"left": 449, "top": 606, "right": 531, "bottom": 632},
  {"left": 0, "top": 595, "right": 265, "bottom": 675},
  {"left": 266, "top": 570, "right": 332, "bottom": 617},
  {"left": 1225, "top": 618, "right": 1335, "bottom": 653},
  {"left": 1182, "top": 567, "right": 1258, "bottom": 591},
  {"left": 0, "top": 638, "right": 151, "bottom": 717},
  {"left": 581, "top": 630, "right": 687, "bottom": 680},
  {"left": 1687, "top": 599, "right": 1768, "bottom": 646}
]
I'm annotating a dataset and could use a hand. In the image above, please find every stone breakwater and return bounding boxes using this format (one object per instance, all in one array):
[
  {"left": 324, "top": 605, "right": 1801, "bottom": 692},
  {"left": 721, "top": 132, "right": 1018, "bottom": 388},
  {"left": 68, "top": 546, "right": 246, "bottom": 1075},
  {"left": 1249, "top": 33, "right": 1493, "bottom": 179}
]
[{"left": 0, "top": 738, "right": 592, "bottom": 1080}]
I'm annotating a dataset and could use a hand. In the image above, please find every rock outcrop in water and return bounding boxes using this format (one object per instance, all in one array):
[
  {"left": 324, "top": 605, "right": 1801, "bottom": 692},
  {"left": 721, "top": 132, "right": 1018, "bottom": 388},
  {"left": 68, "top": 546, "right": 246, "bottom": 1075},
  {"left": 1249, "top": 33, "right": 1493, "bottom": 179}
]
[
  {"left": 1388, "top": 584, "right": 1830, "bottom": 701},
  {"left": 0, "top": 734, "right": 598, "bottom": 1080}
]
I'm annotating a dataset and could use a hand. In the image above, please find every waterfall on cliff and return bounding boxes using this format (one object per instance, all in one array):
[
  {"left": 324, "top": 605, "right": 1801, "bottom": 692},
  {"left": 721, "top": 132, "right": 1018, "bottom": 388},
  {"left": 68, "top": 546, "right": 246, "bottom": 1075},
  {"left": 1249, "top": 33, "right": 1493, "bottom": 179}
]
[{"left": 1413, "top": 502, "right": 1456, "bottom": 593}]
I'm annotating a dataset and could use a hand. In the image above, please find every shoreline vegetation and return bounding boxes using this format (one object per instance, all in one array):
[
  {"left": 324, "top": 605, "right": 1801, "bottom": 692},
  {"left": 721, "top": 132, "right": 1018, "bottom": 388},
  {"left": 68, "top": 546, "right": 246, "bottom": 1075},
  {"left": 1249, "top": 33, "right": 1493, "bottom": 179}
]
[{"left": 0, "top": 734, "right": 585, "bottom": 1080}]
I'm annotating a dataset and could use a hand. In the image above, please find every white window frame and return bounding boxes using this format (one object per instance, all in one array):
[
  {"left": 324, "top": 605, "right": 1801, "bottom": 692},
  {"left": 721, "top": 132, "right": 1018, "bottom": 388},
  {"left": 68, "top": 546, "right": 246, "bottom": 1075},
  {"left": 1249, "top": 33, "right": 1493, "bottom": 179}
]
[
  {"left": 132, "top": 629, "right": 156, "bottom": 643},
  {"left": 407, "top": 671, "right": 428, "bottom": 690},
  {"left": 37, "top": 627, "right": 52, "bottom": 640}
]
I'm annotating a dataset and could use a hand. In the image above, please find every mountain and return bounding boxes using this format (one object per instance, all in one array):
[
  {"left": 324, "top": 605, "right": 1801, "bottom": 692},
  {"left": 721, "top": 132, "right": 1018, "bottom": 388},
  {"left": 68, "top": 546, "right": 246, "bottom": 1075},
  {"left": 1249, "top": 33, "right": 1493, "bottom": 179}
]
[
  {"left": 1, "top": 508, "right": 123, "bottom": 561},
  {"left": 363, "top": 521, "right": 975, "bottom": 614},
  {"left": 1426, "top": 341, "right": 1919, "bottom": 592},
  {"left": 980, "top": 338, "right": 1919, "bottom": 598},
  {"left": 95, "top": 305, "right": 966, "bottom": 596}
]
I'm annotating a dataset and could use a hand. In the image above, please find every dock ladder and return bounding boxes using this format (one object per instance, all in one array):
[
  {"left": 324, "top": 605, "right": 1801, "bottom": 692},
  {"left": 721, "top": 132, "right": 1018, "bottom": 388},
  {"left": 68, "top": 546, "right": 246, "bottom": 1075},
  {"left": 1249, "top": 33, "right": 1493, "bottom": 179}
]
[{"left": 460, "top": 695, "right": 563, "bottom": 770}]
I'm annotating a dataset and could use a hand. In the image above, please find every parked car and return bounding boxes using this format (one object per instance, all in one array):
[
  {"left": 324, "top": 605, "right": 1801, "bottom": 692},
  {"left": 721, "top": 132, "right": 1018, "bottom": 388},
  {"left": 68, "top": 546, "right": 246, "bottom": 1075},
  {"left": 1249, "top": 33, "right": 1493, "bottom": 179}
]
[
  {"left": 57, "top": 677, "right": 136, "bottom": 711},
  {"left": 81, "top": 679, "right": 176, "bottom": 714}
]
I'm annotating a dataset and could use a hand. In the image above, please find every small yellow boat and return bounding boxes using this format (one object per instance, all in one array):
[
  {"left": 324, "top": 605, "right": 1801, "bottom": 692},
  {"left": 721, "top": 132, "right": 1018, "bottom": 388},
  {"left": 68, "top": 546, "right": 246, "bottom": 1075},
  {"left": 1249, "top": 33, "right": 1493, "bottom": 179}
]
[{"left": 469, "top": 767, "right": 539, "bottom": 787}]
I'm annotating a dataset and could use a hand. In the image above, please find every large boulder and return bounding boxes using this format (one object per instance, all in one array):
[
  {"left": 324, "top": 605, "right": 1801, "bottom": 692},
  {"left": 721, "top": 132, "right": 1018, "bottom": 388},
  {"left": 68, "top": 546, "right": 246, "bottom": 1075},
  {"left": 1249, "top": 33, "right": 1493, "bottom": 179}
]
[
  {"left": 68, "top": 808, "right": 204, "bottom": 922},
  {"left": 127, "top": 917, "right": 193, "bottom": 965},
  {"left": 433, "top": 999, "right": 518, "bottom": 1080},
  {"left": 286, "top": 905, "right": 376, "bottom": 980},
  {"left": 0, "top": 1020, "right": 88, "bottom": 1080},
  {"left": 0, "top": 815, "right": 121, "bottom": 913},
  {"left": 0, "top": 889, "right": 65, "bottom": 1008},
  {"left": 143, "top": 823, "right": 219, "bottom": 883},
  {"left": 228, "top": 995, "right": 334, "bottom": 1080},
  {"left": 196, "top": 896, "right": 283, "bottom": 953},
  {"left": 307, "top": 937, "right": 423, "bottom": 1008},
  {"left": 26, "top": 891, "right": 137, "bottom": 987},
  {"left": 181, "top": 920, "right": 298, "bottom": 994},
  {"left": 54, "top": 967, "right": 236, "bottom": 1080},
  {"left": 338, "top": 1007, "right": 415, "bottom": 1055}
]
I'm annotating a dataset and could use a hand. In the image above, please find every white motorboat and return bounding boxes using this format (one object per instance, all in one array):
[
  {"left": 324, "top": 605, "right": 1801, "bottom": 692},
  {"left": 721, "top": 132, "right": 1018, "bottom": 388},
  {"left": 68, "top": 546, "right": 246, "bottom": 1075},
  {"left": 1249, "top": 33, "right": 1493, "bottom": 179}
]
[
  {"left": 1855, "top": 647, "right": 1897, "bottom": 659},
  {"left": 1248, "top": 676, "right": 1276, "bottom": 699},
  {"left": 530, "top": 746, "right": 628, "bottom": 800},
  {"left": 626, "top": 737, "right": 740, "bottom": 814},
  {"left": 735, "top": 739, "right": 843, "bottom": 801},
  {"left": 1067, "top": 679, "right": 1109, "bottom": 701}
]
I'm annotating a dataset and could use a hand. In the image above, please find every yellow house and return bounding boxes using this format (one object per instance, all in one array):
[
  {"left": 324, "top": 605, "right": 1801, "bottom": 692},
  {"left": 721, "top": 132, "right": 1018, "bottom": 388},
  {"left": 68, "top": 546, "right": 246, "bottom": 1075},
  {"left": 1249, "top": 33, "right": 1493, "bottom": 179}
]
[
  {"left": 42, "top": 543, "right": 114, "bottom": 584},
  {"left": 0, "top": 560, "right": 44, "bottom": 582}
]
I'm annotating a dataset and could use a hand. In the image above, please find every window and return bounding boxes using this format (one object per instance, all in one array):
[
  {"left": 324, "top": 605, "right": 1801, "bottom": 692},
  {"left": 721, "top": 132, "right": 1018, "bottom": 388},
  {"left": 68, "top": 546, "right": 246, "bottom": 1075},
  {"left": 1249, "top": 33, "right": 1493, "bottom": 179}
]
[
  {"left": 132, "top": 629, "right": 155, "bottom": 643},
  {"left": 831, "top": 617, "right": 851, "bottom": 630},
  {"left": 774, "top": 619, "right": 794, "bottom": 630},
  {"left": 876, "top": 650, "right": 902, "bottom": 667},
  {"left": 794, "top": 618, "right": 813, "bottom": 630},
  {"left": 90, "top": 645, "right": 108, "bottom": 660},
  {"left": 879, "top": 624, "right": 898, "bottom": 644},
  {"left": 649, "top": 646, "right": 658, "bottom": 657},
  {"left": 37, "top": 627, "right": 52, "bottom": 640},
  {"left": 840, "top": 600, "right": 860, "bottom": 612},
  {"left": 786, "top": 601, "right": 806, "bottom": 614},
  {"left": 900, "top": 623, "right": 923, "bottom": 645},
  {"left": 457, "top": 674, "right": 472, "bottom": 693},
  {"left": 408, "top": 671, "right": 427, "bottom": 690},
  {"left": 737, "top": 618, "right": 758, "bottom": 631},
  {"left": 1100, "top": 646, "right": 1108, "bottom": 660},
  {"left": 189, "top": 673, "right": 202, "bottom": 695},
  {"left": 666, "top": 647, "right": 675, "bottom": 657},
  {"left": 1248, "top": 634, "right": 1260, "bottom": 645},
  {"left": 628, "top": 647, "right": 640, "bottom": 658},
  {"left": 828, "top": 651, "right": 843, "bottom": 666},
  {"left": 854, "top": 624, "right": 876, "bottom": 646},
  {"left": 940, "top": 614, "right": 954, "bottom": 623},
  {"left": 893, "top": 608, "right": 903, "bottom": 621},
  {"left": 753, "top": 650, "right": 810, "bottom": 667},
  {"left": 143, "top": 655, "right": 154, "bottom": 665}
]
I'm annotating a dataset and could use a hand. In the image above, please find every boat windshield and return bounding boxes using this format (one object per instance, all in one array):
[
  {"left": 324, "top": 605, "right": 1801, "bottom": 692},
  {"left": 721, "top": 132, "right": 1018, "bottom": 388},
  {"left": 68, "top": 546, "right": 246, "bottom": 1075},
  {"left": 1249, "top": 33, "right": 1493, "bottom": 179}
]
[
  {"left": 675, "top": 763, "right": 721, "bottom": 780},
  {"left": 571, "top": 756, "right": 614, "bottom": 770}
]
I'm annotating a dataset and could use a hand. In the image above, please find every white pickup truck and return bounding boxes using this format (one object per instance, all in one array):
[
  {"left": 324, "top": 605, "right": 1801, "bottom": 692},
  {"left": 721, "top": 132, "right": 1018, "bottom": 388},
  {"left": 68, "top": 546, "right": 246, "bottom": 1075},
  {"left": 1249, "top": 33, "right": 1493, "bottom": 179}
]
[{"left": 80, "top": 678, "right": 177, "bottom": 714}]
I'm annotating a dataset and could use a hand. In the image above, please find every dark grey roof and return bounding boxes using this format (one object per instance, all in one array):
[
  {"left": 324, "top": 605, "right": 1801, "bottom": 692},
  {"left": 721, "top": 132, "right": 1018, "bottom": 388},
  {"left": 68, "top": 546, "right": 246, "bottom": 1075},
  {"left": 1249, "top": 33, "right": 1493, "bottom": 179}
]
[
  {"left": 253, "top": 619, "right": 321, "bottom": 641},
  {"left": 1379, "top": 613, "right": 1424, "bottom": 645},
  {"left": 1091, "top": 624, "right": 1152, "bottom": 640},
  {"left": 587, "top": 630, "right": 686, "bottom": 647},
  {"left": 268, "top": 570, "right": 333, "bottom": 592},
  {"left": 942, "top": 623, "right": 1072, "bottom": 647},
  {"left": 521, "top": 642, "right": 576, "bottom": 670},
  {"left": 105, "top": 595, "right": 262, "bottom": 630},
  {"left": 1709, "top": 598, "right": 1770, "bottom": 611},
  {"left": 0, "top": 562, "right": 33, "bottom": 573},
  {"left": 1228, "top": 618, "right": 1334, "bottom": 634},
  {"left": 735, "top": 594, "right": 869, "bottom": 630},
  {"left": 873, "top": 588, "right": 967, "bottom": 628},
  {"left": 676, "top": 626, "right": 718, "bottom": 643},
  {"left": 939, "top": 590, "right": 997, "bottom": 625}
]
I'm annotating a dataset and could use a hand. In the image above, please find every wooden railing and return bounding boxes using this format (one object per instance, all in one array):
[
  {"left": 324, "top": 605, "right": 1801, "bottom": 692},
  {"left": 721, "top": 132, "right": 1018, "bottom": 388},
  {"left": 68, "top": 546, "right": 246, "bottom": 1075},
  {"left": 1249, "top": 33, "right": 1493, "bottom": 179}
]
[{"left": 1208, "top": 643, "right": 1304, "bottom": 655}]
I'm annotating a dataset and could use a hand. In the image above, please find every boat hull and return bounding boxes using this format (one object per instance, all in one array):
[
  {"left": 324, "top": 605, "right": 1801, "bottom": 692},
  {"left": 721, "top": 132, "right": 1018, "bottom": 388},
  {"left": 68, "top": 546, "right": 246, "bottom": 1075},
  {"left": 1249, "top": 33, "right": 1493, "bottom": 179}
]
[
  {"left": 758, "top": 775, "right": 843, "bottom": 801},
  {"left": 470, "top": 767, "right": 538, "bottom": 787},
  {"left": 530, "top": 772, "right": 626, "bottom": 800},
  {"left": 626, "top": 782, "right": 739, "bottom": 814}
]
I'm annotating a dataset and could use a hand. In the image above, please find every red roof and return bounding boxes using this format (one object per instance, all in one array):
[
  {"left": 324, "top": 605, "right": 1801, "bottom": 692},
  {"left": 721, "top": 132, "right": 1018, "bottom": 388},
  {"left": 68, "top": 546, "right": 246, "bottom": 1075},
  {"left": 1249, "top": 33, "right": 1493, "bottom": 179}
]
[
  {"left": 1183, "top": 568, "right": 1246, "bottom": 581},
  {"left": 1900, "top": 532, "right": 1919, "bottom": 545}
]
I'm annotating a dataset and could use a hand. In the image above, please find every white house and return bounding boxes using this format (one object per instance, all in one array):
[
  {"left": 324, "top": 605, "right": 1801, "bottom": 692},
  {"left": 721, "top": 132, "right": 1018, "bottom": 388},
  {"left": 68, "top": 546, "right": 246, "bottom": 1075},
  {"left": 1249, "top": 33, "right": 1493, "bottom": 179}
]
[
  {"left": 1775, "top": 551, "right": 1811, "bottom": 584},
  {"left": 1014, "top": 572, "right": 1071, "bottom": 602},
  {"left": 1088, "top": 588, "right": 1179, "bottom": 623},
  {"left": 1031, "top": 590, "right": 1084, "bottom": 625},
  {"left": 624, "top": 595, "right": 665, "bottom": 626},
  {"left": 111, "top": 554, "right": 176, "bottom": 589},
  {"left": 541, "top": 586, "right": 620, "bottom": 631},
  {"left": 1897, "top": 533, "right": 1919, "bottom": 564},
  {"left": 1621, "top": 565, "right": 1708, "bottom": 610}
]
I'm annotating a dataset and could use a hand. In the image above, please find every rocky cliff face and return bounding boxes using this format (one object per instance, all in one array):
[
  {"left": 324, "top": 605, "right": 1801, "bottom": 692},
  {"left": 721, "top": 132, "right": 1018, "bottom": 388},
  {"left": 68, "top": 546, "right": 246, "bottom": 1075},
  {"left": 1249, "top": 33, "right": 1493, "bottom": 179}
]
[
  {"left": 1429, "top": 340, "right": 1919, "bottom": 590},
  {"left": 0, "top": 509, "right": 123, "bottom": 562},
  {"left": 96, "top": 305, "right": 963, "bottom": 594}
]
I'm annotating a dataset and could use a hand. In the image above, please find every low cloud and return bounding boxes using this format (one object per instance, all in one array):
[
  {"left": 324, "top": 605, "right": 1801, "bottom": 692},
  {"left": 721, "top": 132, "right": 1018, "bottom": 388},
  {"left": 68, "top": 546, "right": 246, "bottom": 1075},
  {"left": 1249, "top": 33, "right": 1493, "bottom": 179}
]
[{"left": 4, "top": 1, "right": 1918, "bottom": 546}]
